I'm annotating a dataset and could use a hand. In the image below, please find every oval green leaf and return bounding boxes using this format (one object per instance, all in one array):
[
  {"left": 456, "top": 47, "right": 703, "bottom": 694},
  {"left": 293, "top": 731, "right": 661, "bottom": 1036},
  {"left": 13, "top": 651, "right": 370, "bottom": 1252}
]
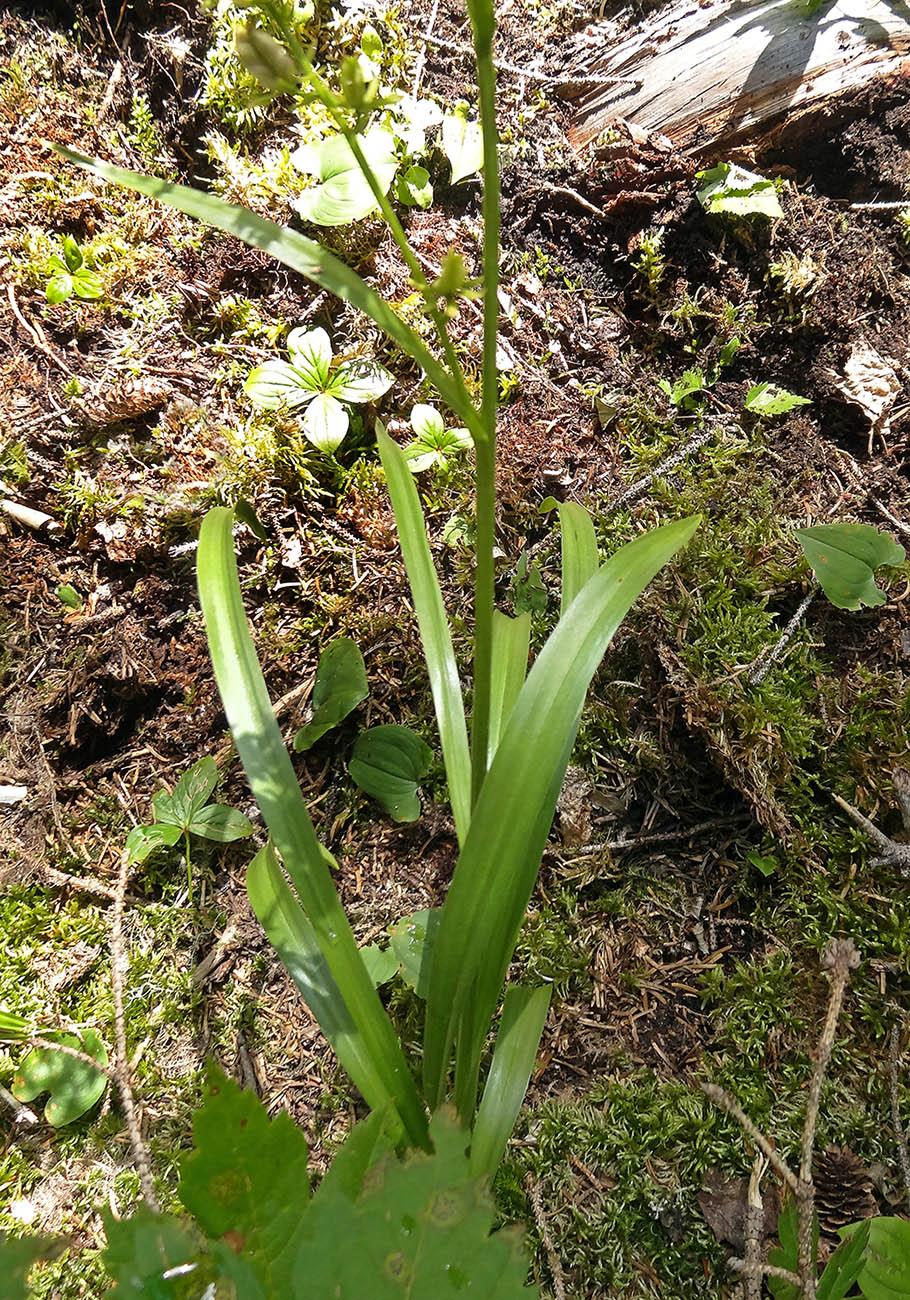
[
  {"left": 293, "top": 638, "right": 368, "bottom": 752},
  {"left": 794, "top": 523, "right": 905, "bottom": 610},
  {"left": 349, "top": 725, "right": 433, "bottom": 822}
]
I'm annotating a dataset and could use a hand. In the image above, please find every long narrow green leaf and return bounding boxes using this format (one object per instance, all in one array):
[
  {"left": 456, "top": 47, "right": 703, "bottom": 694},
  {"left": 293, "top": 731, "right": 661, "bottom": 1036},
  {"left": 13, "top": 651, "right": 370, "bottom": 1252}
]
[
  {"left": 470, "top": 984, "right": 550, "bottom": 1177},
  {"left": 486, "top": 611, "right": 530, "bottom": 767},
  {"left": 197, "top": 507, "right": 428, "bottom": 1149},
  {"left": 558, "top": 501, "right": 598, "bottom": 615},
  {"left": 423, "top": 515, "right": 700, "bottom": 1115},
  {"left": 376, "top": 425, "right": 472, "bottom": 843},
  {"left": 51, "top": 146, "right": 482, "bottom": 440}
]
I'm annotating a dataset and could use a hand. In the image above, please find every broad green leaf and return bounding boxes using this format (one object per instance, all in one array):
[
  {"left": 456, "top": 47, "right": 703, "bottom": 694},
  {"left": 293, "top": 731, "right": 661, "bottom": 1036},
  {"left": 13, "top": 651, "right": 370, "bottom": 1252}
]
[
  {"left": 850, "top": 1216, "right": 910, "bottom": 1300},
  {"left": 486, "top": 611, "right": 530, "bottom": 766},
  {"left": 293, "top": 1107, "right": 537, "bottom": 1300},
  {"left": 396, "top": 164, "right": 433, "bottom": 209},
  {"left": 186, "top": 804, "right": 254, "bottom": 842},
  {"left": 818, "top": 1218, "right": 869, "bottom": 1300},
  {"left": 302, "top": 391, "right": 349, "bottom": 451},
  {"left": 62, "top": 234, "right": 83, "bottom": 271},
  {"left": 286, "top": 326, "right": 333, "bottom": 388},
  {"left": 293, "top": 129, "right": 398, "bottom": 226},
  {"left": 12, "top": 1029, "right": 108, "bottom": 1126},
  {"left": 331, "top": 357, "right": 394, "bottom": 404},
  {"left": 442, "top": 111, "right": 484, "bottom": 184},
  {"left": 315, "top": 1106, "right": 394, "bottom": 1202},
  {"left": 423, "top": 515, "right": 700, "bottom": 1116},
  {"left": 660, "top": 367, "right": 706, "bottom": 407},
  {"left": 169, "top": 756, "right": 219, "bottom": 826},
  {"left": 388, "top": 909, "right": 442, "bottom": 997},
  {"left": 470, "top": 984, "right": 550, "bottom": 1176},
  {"left": 125, "top": 822, "right": 182, "bottom": 864},
  {"left": 72, "top": 268, "right": 103, "bottom": 299},
  {"left": 556, "top": 501, "right": 598, "bottom": 615},
  {"left": 179, "top": 1068, "right": 309, "bottom": 1295},
  {"left": 349, "top": 725, "right": 433, "bottom": 822},
  {"left": 745, "top": 382, "right": 811, "bottom": 417},
  {"left": 293, "top": 638, "right": 368, "bottom": 752},
  {"left": 56, "top": 583, "right": 82, "bottom": 609},
  {"left": 245, "top": 359, "right": 316, "bottom": 410},
  {"left": 696, "top": 162, "right": 783, "bottom": 219},
  {"left": 52, "top": 146, "right": 478, "bottom": 434},
  {"left": 794, "top": 523, "right": 905, "bottom": 610},
  {"left": 198, "top": 508, "right": 428, "bottom": 1149},
  {"left": 102, "top": 1208, "right": 204, "bottom": 1299},
  {"left": 411, "top": 404, "right": 446, "bottom": 441},
  {"left": 361, "top": 943, "right": 400, "bottom": 986},
  {"left": 746, "top": 850, "right": 777, "bottom": 877},
  {"left": 376, "top": 426, "right": 472, "bottom": 843},
  {"left": 46, "top": 273, "right": 73, "bottom": 304},
  {"left": 0, "top": 1233, "right": 63, "bottom": 1300}
]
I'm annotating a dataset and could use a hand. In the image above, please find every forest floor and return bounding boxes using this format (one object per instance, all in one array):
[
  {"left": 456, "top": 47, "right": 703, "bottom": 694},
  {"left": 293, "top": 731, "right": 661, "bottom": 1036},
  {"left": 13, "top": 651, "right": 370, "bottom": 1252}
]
[{"left": 1, "top": 0, "right": 909, "bottom": 1296}]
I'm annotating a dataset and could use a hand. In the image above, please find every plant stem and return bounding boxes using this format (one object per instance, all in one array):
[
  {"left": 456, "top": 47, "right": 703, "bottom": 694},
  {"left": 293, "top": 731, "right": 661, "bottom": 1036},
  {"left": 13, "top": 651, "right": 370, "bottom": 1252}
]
[
  {"left": 184, "top": 830, "right": 193, "bottom": 905},
  {"left": 467, "top": 18, "right": 500, "bottom": 801}
]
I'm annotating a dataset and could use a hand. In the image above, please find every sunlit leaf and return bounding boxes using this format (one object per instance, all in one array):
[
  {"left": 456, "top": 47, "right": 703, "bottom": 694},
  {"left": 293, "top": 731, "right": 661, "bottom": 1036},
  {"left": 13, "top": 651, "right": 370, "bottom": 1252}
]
[
  {"left": 395, "top": 164, "right": 433, "bottom": 209},
  {"left": 388, "top": 909, "right": 441, "bottom": 997},
  {"left": 245, "top": 359, "right": 315, "bottom": 410},
  {"left": 126, "top": 822, "right": 183, "bottom": 864},
  {"left": 186, "top": 804, "right": 254, "bottom": 842},
  {"left": 442, "top": 111, "right": 484, "bottom": 184},
  {"left": 302, "top": 391, "right": 349, "bottom": 451},
  {"left": 294, "top": 638, "right": 369, "bottom": 752},
  {"left": 12, "top": 1029, "right": 108, "bottom": 1126},
  {"left": 696, "top": 162, "right": 783, "bottom": 219},
  {"left": 794, "top": 523, "right": 905, "bottom": 610},
  {"left": 286, "top": 326, "right": 333, "bottom": 388},
  {"left": 745, "top": 382, "right": 811, "bottom": 417},
  {"left": 331, "top": 357, "right": 394, "bottom": 404},
  {"left": 293, "top": 129, "right": 397, "bottom": 226}
]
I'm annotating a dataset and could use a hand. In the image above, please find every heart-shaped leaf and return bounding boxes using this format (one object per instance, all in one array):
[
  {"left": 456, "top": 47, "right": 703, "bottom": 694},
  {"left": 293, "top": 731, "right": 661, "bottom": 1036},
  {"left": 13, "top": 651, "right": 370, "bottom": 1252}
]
[
  {"left": 302, "top": 391, "right": 349, "bottom": 451},
  {"left": 348, "top": 725, "right": 433, "bottom": 821},
  {"left": 125, "top": 821, "right": 183, "bottom": 864},
  {"left": 442, "top": 111, "right": 484, "bottom": 184},
  {"left": 293, "top": 638, "right": 368, "bottom": 751},
  {"left": 12, "top": 1029, "right": 108, "bottom": 1126},
  {"left": 292, "top": 129, "right": 397, "bottom": 226},
  {"left": 794, "top": 523, "right": 905, "bottom": 610},
  {"left": 186, "top": 804, "right": 254, "bottom": 842}
]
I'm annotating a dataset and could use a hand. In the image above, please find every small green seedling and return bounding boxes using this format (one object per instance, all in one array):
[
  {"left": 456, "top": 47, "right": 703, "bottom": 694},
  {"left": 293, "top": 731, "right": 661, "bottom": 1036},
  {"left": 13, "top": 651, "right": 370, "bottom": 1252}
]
[
  {"left": 403, "top": 404, "right": 471, "bottom": 472},
  {"left": 660, "top": 367, "right": 708, "bottom": 409},
  {"left": 55, "top": 584, "right": 82, "bottom": 611},
  {"left": 293, "top": 638, "right": 368, "bottom": 751},
  {"left": 348, "top": 724, "right": 433, "bottom": 822},
  {"left": 0, "top": 1012, "right": 108, "bottom": 1126},
  {"left": 125, "top": 756, "right": 254, "bottom": 901},
  {"left": 794, "top": 522, "right": 905, "bottom": 611},
  {"left": 745, "top": 850, "right": 777, "bottom": 877},
  {"left": 44, "top": 235, "right": 103, "bottom": 304},
  {"left": 696, "top": 162, "right": 783, "bottom": 220},
  {"left": 245, "top": 326, "right": 394, "bottom": 452},
  {"left": 512, "top": 551, "right": 548, "bottom": 615},
  {"left": 745, "top": 382, "right": 810, "bottom": 417}
]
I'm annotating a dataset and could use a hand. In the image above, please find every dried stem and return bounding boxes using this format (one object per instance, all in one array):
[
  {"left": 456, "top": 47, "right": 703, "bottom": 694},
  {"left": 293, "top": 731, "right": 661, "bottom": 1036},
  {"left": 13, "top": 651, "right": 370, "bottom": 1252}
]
[
  {"left": 700, "top": 1083, "right": 798, "bottom": 1193},
  {"left": 526, "top": 1177, "right": 566, "bottom": 1300},
  {"left": 889, "top": 1021, "right": 910, "bottom": 1212},
  {"left": 110, "top": 848, "right": 160, "bottom": 1210},
  {"left": 743, "top": 1155, "right": 767, "bottom": 1300}
]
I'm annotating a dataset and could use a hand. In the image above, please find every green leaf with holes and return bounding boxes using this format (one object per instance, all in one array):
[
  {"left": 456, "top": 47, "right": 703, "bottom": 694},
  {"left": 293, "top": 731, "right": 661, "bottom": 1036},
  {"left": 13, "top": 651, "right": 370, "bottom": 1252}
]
[
  {"left": 349, "top": 725, "right": 433, "bottom": 822},
  {"left": 292, "top": 1106, "right": 536, "bottom": 1299},
  {"left": 794, "top": 523, "right": 905, "bottom": 610},
  {"left": 12, "top": 1029, "right": 108, "bottom": 1126},
  {"left": 294, "top": 639, "right": 368, "bottom": 751}
]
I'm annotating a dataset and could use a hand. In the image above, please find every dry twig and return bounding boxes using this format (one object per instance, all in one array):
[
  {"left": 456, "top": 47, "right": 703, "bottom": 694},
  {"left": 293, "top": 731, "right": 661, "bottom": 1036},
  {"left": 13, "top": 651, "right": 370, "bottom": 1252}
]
[
  {"left": 889, "top": 1021, "right": 910, "bottom": 1212},
  {"left": 526, "top": 1177, "right": 566, "bottom": 1300}
]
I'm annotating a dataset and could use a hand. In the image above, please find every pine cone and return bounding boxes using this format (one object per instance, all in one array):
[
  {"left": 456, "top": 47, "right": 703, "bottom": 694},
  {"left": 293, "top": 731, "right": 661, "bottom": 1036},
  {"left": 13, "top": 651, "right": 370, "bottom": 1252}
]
[
  {"left": 75, "top": 377, "right": 171, "bottom": 429},
  {"left": 814, "top": 1145, "right": 876, "bottom": 1235}
]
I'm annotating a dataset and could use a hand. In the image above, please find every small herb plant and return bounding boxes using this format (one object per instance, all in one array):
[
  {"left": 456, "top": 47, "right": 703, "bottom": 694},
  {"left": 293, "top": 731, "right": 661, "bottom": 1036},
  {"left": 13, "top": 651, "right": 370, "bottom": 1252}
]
[
  {"left": 44, "top": 235, "right": 103, "bottom": 304},
  {"left": 0, "top": 1010, "right": 108, "bottom": 1126},
  {"left": 245, "top": 325, "right": 394, "bottom": 452},
  {"left": 125, "top": 756, "right": 254, "bottom": 902},
  {"left": 745, "top": 381, "right": 810, "bottom": 417},
  {"left": 403, "top": 403, "right": 472, "bottom": 472},
  {"left": 696, "top": 161, "right": 783, "bottom": 220}
]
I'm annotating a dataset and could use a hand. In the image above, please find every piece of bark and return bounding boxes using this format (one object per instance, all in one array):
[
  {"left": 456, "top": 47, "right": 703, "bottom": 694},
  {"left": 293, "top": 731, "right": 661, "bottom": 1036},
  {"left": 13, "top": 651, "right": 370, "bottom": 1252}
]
[{"left": 567, "top": 0, "right": 910, "bottom": 154}]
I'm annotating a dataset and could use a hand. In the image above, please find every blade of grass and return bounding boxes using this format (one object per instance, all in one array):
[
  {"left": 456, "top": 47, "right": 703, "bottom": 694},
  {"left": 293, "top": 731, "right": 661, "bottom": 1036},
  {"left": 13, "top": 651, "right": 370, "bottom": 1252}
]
[
  {"left": 51, "top": 145, "right": 483, "bottom": 442},
  {"left": 557, "top": 501, "right": 598, "bottom": 615},
  {"left": 377, "top": 425, "right": 472, "bottom": 844},
  {"left": 486, "top": 611, "right": 530, "bottom": 767},
  {"left": 423, "top": 515, "right": 701, "bottom": 1115},
  {"left": 198, "top": 507, "right": 428, "bottom": 1149},
  {"left": 470, "top": 984, "right": 550, "bottom": 1177}
]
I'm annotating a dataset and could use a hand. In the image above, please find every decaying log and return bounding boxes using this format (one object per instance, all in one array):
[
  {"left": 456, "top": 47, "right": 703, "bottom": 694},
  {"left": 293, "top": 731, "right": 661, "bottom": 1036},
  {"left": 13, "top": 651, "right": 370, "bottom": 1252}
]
[{"left": 566, "top": 0, "right": 910, "bottom": 154}]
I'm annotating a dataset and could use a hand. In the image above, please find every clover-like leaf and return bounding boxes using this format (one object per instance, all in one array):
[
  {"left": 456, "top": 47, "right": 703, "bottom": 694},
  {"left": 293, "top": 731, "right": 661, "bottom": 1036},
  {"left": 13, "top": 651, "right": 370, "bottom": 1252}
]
[
  {"left": 293, "top": 638, "right": 368, "bottom": 752},
  {"left": 442, "top": 110, "right": 484, "bottom": 184},
  {"left": 286, "top": 326, "right": 333, "bottom": 390},
  {"left": 396, "top": 164, "right": 433, "bottom": 209},
  {"left": 245, "top": 359, "right": 316, "bottom": 410},
  {"left": 126, "top": 821, "right": 183, "bottom": 864},
  {"left": 349, "top": 724, "right": 433, "bottom": 822},
  {"left": 12, "top": 1029, "right": 108, "bottom": 1126},
  {"left": 293, "top": 1107, "right": 536, "bottom": 1299},
  {"left": 388, "top": 909, "right": 441, "bottom": 998},
  {"left": 302, "top": 391, "right": 349, "bottom": 451},
  {"left": 292, "top": 129, "right": 398, "bottom": 226},
  {"left": 794, "top": 523, "right": 905, "bottom": 610},
  {"left": 186, "top": 804, "right": 254, "bottom": 843},
  {"left": 179, "top": 1069, "right": 310, "bottom": 1295},
  {"left": 404, "top": 405, "right": 472, "bottom": 472},
  {"left": 331, "top": 357, "right": 394, "bottom": 404},
  {"left": 745, "top": 383, "right": 811, "bottom": 417}
]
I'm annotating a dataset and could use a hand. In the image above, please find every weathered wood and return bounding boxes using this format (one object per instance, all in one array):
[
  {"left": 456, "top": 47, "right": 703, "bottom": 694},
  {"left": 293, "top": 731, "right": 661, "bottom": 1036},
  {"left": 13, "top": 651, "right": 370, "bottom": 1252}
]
[{"left": 567, "top": 0, "right": 910, "bottom": 153}]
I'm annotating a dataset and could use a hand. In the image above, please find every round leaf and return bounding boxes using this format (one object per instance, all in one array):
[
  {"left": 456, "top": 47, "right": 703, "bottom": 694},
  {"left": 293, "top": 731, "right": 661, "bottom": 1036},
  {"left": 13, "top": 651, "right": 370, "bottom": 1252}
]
[
  {"left": 302, "top": 391, "right": 349, "bottom": 451},
  {"left": 348, "top": 724, "right": 433, "bottom": 822},
  {"left": 46, "top": 273, "right": 73, "bottom": 304},
  {"left": 293, "top": 638, "right": 368, "bottom": 751},
  {"left": 12, "top": 1029, "right": 108, "bottom": 1126},
  {"left": 794, "top": 523, "right": 905, "bottom": 610}
]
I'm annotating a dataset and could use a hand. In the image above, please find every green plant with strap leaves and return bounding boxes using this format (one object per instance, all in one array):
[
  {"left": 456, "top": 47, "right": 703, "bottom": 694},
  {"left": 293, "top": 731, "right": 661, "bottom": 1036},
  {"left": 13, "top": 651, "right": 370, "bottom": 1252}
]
[{"left": 19, "top": 0, "right": 704, "bottom": 1291}]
